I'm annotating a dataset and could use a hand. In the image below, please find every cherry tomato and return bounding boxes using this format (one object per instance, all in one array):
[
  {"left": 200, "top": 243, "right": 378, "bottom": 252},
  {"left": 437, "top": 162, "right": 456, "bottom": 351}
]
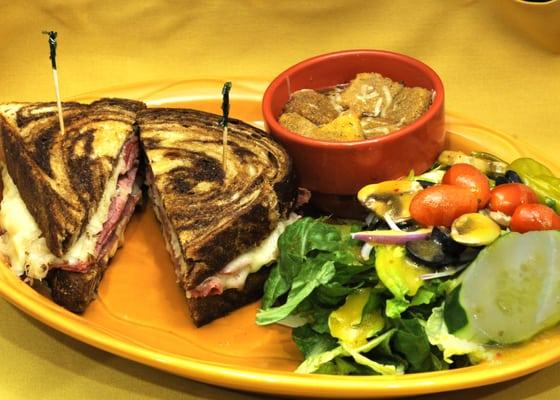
[
  {"left": 510, "top": 204, "right": 560, "bottom": 233},
  {"left": 410, "top": 184, "right": 479, "bottom": 227},
  {"left": 442, "top": 163, "right": 491, "bottom": 208},
  {"left": 489, "top": 183, "right": 539, "bottom": 216}
]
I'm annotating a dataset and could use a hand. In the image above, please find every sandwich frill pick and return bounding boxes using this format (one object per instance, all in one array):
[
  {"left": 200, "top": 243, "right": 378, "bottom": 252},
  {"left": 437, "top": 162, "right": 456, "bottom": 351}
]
[
  {"left": 220, "top": 81, "right": 232, "bottom": 174},
  {"left": 42, "top": 30, "right": 66, "bottom": 136}
]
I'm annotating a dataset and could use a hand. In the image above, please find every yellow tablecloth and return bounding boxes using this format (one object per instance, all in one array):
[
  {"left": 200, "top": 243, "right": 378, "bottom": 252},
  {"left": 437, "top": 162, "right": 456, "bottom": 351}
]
[{"left": 1, "top": 1, "right": 560, "bottom": 399}]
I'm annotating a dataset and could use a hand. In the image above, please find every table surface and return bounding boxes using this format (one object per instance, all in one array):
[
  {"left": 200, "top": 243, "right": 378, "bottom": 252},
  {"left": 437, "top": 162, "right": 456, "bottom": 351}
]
[{"left": 2, "top": 1, "right": 560, "bottom": 399}]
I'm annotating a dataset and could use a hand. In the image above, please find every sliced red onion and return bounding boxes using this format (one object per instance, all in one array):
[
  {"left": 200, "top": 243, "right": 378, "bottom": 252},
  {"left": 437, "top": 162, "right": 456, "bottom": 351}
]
[
  {"left": 361, "top": 242, "right": 374, "bottom": 260},
  {"left": 351, "top": 228, "right": 432, "bottom": 244}
]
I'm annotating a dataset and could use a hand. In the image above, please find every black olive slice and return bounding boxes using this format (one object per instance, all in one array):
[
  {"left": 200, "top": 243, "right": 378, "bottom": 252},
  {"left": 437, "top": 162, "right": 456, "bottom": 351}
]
[
  {"left": 405, "top": 239, "right": 454, "bottom": 269},
  {"left": 495, "top": 170, "right": 523, "bottom": 185},
  {"left": 431, "top": 226, "right": 466, "bottom": 256},
  {"left": 397, "top": 220, "right": 424, "bottom": 232},
  {"left": 505, "top": 170, "right": 522, "bottom": 183},
  {"left": 456, "top": 246, "right": 482, "bottom": 265},
  {"left": 417, "top": 180, "right": 435, "bottom": 188}
]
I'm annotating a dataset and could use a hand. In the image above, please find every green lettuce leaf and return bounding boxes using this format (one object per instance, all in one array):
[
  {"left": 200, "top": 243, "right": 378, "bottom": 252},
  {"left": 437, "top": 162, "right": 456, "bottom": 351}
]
[
  {"left": 292, "top": 324, "right": 338, "bottom": 358},
  {"left": 260, "top": 217, "right": 341, "bottom": 309},
  {"left": 392, "top": 318, "right": 440, "bottom": 372},
  {"left": 386, "top": 298, "right": 410, "bottom": 319},
  {"left": 256, "top": 258, "right": 336, "bottom": 325},
  {"left": 344, "top": 347, "right": 402, "bottom": 375},
  {"left": 295, "top": 346, "right": 345, "bottom": 374},
  {"left": 375, "top": 245, "right": 430, "bottom": 318},
  {"left": 425, "top": 305, "right": 488, "bottom": 364},
  {"left": 296, "top": 329, "right": 401, "bottom": 375},
  {"left": 258, "top": 217, "right": 375, "bottom": 325}
]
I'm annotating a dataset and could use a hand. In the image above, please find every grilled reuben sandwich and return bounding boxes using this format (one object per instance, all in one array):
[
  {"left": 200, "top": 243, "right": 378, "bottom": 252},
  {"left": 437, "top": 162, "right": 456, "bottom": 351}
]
[
  {"left": 0, "top": 98, "right": 145, "bottom": 312},
  {"left": 138, "top": 108, "right": 297, "bottom": 326}
]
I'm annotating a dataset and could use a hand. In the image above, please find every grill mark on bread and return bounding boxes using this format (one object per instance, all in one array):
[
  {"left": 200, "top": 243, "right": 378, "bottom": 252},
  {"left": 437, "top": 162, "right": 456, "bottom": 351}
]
[
  {"left": 68, "top": 156, "right": 95, "bottom": 207},
  {"left": 163, "top": 149, "right": 183, "bottom": 159},
  {"left": 166, "top": 167, "right": 196, "bottom": 194},
  {"left": 15, "top": 102, "right": 82, "bottom": 128},
  {"left": 169, "top": 174, "right": 265, "bottom": 234},
  {"left": 31, "top": 125, "right": 58, "bottom": 177},
  {"left": 83, "top": 128, "right": 94, "bottom": 155},
  {"left": 231, "top": 145, "right": 255, "bottom": 159},
  {"left": 140, "top": 137, "right": 160, "bottom": 150},
  {"left": 67, "top": 130, "right": 95, "bottom": 206},
  {"left": 266, "top": 150, "right": 279, "bottom": 169},
  {"left": 161, "top": 150, "right": 225, "bottom": 196},
  {"left": 66, "top": 129, "right": 116, "bottom": 213},
  {"left": 190, "top": 154, "right": 224, "bottom": 182}
]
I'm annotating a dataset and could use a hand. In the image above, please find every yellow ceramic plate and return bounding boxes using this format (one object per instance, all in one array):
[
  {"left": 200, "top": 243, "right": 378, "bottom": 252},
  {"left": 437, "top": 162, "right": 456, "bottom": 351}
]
[{"left": 1, "top": 80, "right": 560, "bottom": 399}]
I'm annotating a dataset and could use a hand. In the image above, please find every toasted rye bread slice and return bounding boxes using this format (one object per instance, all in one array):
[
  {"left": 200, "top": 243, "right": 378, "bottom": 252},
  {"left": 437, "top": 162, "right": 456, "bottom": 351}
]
[
  {"left": 0, "top": 98, "right": 145, "bottom": 312},
  {"left": 138, "top": 108, "right": 296, "bottom": 326},
  {"left": 0, "top": 98, "right": 145, "bottom": 257}
]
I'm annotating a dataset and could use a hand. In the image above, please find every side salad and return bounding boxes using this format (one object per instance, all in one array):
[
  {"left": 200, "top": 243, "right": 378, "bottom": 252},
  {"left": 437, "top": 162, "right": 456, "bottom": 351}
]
[{"left": 256, "top": 151, "right": 560, "bottom": 375}]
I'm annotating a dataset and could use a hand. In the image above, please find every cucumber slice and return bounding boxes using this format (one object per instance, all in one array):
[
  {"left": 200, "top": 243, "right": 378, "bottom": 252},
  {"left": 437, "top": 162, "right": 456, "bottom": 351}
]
[{"left": 455, "top": 230, "right": 560, "bottom": 344}]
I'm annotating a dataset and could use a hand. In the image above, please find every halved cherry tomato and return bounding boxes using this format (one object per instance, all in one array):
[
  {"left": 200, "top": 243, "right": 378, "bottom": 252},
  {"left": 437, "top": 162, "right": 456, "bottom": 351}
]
[
  {"left": 489, "top": 183, "right": 539, "bottom": 216},
  {"left": 510, "top": 203, "right": 560, "bottom": 233},
  {"left": 410, "top": 184, "right": 479, "bottom": 227},
  {"left": 442, "top": 163, "right": 491, "bottom": 208}
]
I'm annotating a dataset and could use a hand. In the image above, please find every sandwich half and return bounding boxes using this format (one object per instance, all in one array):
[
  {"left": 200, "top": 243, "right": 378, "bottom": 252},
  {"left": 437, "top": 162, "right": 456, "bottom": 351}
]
[
  {"left": 0, "top": 98, "right": 145, "bottom": 312},
  {"left": 138, "top": 108, "right": 297, "bottom": 326}
]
